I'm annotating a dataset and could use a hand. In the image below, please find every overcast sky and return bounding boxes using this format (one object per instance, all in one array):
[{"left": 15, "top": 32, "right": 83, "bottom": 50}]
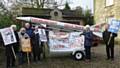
[
  {"left": 58, "top": 0, "right": 94, "bottom": 13},
  {"left": 69, "top": 0, "right": 94, "bottom": 13}
]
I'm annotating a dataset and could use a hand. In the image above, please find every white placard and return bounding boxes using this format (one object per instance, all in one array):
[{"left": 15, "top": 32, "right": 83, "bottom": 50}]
[
  {"left": 38, "top": 29, "right": 47, "bottom": 42},
  {"left": 0, "top": 27, "right": 17, "bottom": 45}
]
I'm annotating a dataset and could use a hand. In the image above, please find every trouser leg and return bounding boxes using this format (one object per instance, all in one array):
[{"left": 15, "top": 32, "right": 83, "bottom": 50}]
[
  {"left": 11, "top": 55, "right": 15, "bottom": 67},
  {"left": 18, "top": 52, "right": 23, "bottom": 65},
  {"left": 85, "top": 46, "right": 91, "bottom": 60},
  {"left": 6, "top": 56, "right": 10, "bottom": 68},
  {"left": 37, "top": 51, "right": 41, "bottom": 61},
  {"left": 106, "top": 45, "right": 110, "bottom": 59},
  {"left": 110, "top": 46, "right": 114, "bottom": 59},
  {"left": 33, "top": 50, "right": 37, "bottom": 61},
  {"left": 28, "top": 53, "right": 32, "bottom": 62}
]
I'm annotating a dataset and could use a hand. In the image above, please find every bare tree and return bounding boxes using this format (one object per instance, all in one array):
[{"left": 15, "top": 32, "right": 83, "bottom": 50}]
[{"left": 0, "top": 0, "right": 12, "bottom": 16}]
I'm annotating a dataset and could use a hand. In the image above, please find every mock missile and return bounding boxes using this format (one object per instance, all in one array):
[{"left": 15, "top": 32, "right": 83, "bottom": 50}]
[
  {"left": 16, "top": 17, "right": 84, "bottom": 32},
  {"left": 16, "top": 17, "right": 105, "bottom": 33}
]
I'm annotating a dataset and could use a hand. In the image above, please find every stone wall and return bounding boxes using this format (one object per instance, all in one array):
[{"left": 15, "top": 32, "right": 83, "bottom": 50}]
[
  {"left": 94, "top": 0, "right": 120, "bottom": 23},
  {"left": 94, "top": 0, "right": 106, "bottom": 24},
  {"left": 94, "top": 0, "right": 120, "bottom": 44}
]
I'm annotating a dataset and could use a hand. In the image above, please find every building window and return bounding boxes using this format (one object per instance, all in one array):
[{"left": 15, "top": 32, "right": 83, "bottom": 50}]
[{"left": 106, "top": 0, "right": 114, "bottom": 6}]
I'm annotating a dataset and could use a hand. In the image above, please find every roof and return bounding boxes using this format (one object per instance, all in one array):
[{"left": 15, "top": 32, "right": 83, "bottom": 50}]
[
  {"left": 21, "top": 7, "right": 84, "bottom": 18},
  {"left": 19, "top": 7, "right": 85, "bottom": 24}
]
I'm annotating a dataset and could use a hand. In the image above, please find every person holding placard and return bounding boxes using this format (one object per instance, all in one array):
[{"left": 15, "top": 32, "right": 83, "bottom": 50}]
[
  {"left": 107, "top": 19, "right": 119, "bottom": 60},
  {"left": 103, "top": 23, "right": 118, "bottom": 61},
  {"left": 4, "top": 25, "right": 19, "bottom": 68}
]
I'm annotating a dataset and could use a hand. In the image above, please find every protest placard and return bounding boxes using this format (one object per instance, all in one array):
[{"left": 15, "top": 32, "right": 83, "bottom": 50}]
[
  {"left": 108, "top": 19, "right": 120, "bottom": 33},
  {"left": 0, "top": 27, "right": 17, "bottom": 45}
]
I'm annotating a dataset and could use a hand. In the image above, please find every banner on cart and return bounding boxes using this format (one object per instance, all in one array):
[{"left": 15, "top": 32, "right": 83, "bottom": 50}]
[
  {"left": 49, "top": 31, "right": 84, "bottom": 51},
  {"left": 0, "top": 27, "right": 17, "bottom": 45}
]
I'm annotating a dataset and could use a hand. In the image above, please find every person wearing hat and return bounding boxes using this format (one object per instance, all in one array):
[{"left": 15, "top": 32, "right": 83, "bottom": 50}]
[{"left": 81, "top": 25, "right": 93, "bottom": 62}]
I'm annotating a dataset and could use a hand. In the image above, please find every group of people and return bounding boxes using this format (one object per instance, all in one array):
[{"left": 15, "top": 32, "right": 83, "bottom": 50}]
[
  {"left": 0, "top": 23, "right": 118, "bottom": 68},
  {"left": 0, "top": 23, "right": 46, "bottom": 68}
]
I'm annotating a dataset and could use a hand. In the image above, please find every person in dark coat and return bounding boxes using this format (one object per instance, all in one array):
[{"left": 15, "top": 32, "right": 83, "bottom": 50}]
[
  {"left": 103, "top": 24, "right": 117, "bottom": 60},
  {"left": 12, "top": 25, "right": 20, "bottom": 54},
  {"left": 82, "top": 25, "right": 93, "bottom": 62},
  {"left": 25, "top": 23, "right": 33, "bottom": 38},
  {"left": 32, "top": 26, "right": 41, "bottom": 62}
]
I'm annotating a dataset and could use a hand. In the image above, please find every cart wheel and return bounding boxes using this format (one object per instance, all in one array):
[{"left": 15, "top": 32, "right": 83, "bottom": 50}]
[{"left": 73, "top": 51, "right": 84, "bottom": 60}]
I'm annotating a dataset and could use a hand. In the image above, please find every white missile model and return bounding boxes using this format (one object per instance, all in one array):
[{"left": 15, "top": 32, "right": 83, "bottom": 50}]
[
  {"left": 16, "top": 17, "right": 106, "bottom": 38},
  {"left": 16, "top": 17, "right": 84, "bottom": 31}
]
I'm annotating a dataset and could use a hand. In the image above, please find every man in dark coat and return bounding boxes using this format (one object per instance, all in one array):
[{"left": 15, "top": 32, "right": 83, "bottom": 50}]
[
  {"left": 103, "top": 24, "right": 117, "bottom": 60},
  {"left": 0, "top": 30, "right": 13, "bottom": 68},
  {"left": 25, "top": 23, "right": 33, "bottom": 38},
  {"left": 82, "top": 25, "right": 93, "bottom": 62},
  {"left": 12, "top": 26, "right": 20, "bottom": 54},
  {"left": 32, "top": 26, "right": 41, "bottom": 62}
]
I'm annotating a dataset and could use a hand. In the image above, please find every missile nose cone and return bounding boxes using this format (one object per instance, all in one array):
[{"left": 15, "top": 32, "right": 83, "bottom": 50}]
[{"left": 16, "top": 17, "right": 31, "bottom": 22}]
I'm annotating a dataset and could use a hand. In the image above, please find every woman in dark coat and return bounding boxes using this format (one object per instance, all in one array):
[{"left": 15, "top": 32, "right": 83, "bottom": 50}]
[{"left": 82, "top": 25, "right": 93, "bottom": 62}]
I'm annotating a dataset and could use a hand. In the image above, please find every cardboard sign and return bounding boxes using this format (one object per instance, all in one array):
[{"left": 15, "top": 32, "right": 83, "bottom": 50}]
[
  {"left": 108, "top": 19, "right": 120, "bottom": 33},
  {"left": 0, "top": 27, "right": 17, "bottom": 45},
  {"left": 21, "top": 38, "right": 31, "bottom": 52}
]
